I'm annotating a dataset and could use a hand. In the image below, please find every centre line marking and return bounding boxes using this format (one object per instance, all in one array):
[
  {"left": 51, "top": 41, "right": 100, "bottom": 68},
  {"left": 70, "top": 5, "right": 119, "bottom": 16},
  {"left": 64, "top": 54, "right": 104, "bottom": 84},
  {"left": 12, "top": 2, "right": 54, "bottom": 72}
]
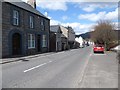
[{"left": 24, "top": 61, "right": 52, "bottom": 73}]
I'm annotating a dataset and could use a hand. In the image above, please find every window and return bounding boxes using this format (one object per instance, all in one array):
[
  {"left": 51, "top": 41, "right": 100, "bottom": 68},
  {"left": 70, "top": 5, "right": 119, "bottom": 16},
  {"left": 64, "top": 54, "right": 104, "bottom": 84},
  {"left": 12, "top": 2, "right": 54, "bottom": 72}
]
[
  {"left": 13, "top": 10, "right": 19, "bottom": 25},
  {"left": 40, "top": 19, "right": 44, "bottom": 30},
  {"left": 30, "top": 16, "right": 34, "bottom": 28},
  {"left": 42, "top": 35, "right": 47, "bottom": 47},
  {"left": 28, "top": 34, "right": 35, "bottom": 48}
]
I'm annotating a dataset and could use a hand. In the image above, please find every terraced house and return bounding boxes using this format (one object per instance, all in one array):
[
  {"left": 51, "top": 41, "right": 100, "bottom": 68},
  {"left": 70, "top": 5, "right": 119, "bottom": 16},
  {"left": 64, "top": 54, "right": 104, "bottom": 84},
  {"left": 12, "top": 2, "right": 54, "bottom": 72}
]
[{"left": 2, "top": 0, "right": 50, "bottom": 58}]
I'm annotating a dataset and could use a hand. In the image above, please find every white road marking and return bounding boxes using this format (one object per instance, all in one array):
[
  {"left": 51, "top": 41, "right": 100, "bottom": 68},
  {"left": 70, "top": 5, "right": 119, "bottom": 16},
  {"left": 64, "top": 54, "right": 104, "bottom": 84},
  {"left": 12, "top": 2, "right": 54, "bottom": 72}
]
[
  {"left": 34, "top": 51, "right": 65, "bottom": 59},
  {"left": 93, "top": 54, "right": 106, "bottom": 56},
  {"left": 75, "top": 48, "right": 93, "bottom": 87},
  {"left": 24, "top": 61, "right": 52, "bottom": 73}
]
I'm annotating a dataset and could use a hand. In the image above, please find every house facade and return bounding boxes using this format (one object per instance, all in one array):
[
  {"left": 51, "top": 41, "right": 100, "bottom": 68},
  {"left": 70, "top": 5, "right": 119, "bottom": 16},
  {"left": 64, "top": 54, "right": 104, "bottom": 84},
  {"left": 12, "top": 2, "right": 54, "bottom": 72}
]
[
  {"left": 60, "top": 25, "right": 69, "bottom": 50},
  {"left": 75, "top": 36, "right": 84, "bottom": 48},
  {"left": 67, "top": 26, "right": 75, "bottom": 49},
  {"left": 50, "top": 25, "right": 62, "bottom": 52},
  {"left": 2, "top": 1, "right": 50, "bottom": 58},
  {"left": 0, "top": 1, "right": 2, "bottom": 58}
]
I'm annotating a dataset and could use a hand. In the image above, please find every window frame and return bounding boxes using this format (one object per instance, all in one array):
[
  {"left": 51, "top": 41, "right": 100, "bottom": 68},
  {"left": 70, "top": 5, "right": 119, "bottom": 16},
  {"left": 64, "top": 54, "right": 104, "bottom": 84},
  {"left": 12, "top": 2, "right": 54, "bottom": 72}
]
[
  {"left": 13, "top": 10, "right": 19, "bottom": 26},
  {"left": 42, "top": 35, "right": 47, "bottom": 47},
  {"left": 28, "top": 34, "right": 35, "bottom": 49},
  {"left": 29, "top": 15, "right": 34, "bottom": 29},
  {"left": 40, "top": 19, "right": 45, "bottom": 31}
]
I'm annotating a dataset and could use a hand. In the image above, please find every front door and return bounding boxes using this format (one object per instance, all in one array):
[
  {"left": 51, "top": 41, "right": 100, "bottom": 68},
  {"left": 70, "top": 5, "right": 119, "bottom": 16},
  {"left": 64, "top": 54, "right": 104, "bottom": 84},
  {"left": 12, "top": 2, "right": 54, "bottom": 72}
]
[
  {"left": 12, "top": 33, "right": 21, "bottom": 55},
  {"left": 37, "top": 35, "right": 41, "bottom": 52}
]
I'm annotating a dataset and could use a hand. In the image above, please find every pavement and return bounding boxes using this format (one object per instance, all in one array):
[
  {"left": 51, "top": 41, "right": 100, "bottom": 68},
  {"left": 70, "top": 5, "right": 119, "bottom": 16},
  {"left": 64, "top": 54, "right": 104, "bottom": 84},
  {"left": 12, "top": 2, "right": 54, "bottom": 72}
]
[
  {"left": 78, "top": 51, "right": 118, "bottom": 88},
  {"left": 113, "top": 45, "right": 120, "bottom": 51},
  {"left": 1, "top": 51, "right": 60, "bottom": 64},
  {"left": 111, "top": 45, "right": 120, "bottom": 52},
  {"left": 2, "top": 46, "right": 118, "bottom": 88}
]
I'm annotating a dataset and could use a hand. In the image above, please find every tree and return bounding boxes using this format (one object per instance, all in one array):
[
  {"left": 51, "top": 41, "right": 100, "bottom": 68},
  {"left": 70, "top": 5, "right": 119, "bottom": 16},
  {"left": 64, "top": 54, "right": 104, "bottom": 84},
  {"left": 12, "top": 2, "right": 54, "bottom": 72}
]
[{"left": 91, "top": 20, "right": 117, "bottom": 50}]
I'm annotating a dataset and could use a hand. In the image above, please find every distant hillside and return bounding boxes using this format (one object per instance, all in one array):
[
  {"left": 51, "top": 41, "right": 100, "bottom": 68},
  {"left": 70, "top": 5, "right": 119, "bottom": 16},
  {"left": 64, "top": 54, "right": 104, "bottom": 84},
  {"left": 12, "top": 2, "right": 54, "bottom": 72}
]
[
  {"left": 76, "top": 31, "right": 92, "bottom": 39},
  {"left": 76, "top": 30, "right": 120, "bottom": 40}
]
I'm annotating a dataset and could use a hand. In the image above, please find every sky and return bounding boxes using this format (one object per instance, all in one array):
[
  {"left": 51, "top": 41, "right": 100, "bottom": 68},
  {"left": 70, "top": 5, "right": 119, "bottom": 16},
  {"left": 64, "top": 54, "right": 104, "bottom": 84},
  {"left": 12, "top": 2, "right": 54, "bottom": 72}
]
[{"left": 22, "top": 0, "right": 119, "bottom": 35}]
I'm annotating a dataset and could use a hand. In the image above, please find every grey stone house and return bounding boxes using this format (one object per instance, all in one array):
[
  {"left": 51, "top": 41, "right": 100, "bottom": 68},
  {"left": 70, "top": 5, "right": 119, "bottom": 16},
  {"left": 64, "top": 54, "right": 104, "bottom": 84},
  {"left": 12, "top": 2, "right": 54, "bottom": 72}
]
[
  {"left": 2, "top": 0, "right": 50, "bottom": 58},
  {"left": 59, "top": 25, "right": 69, "bottom": 50},
  {"left": 60, "top": 25, "right": 75, "bottom": 50},
  {"left": 50, "top": 25, "right": 62, "bottom": 52},
  {"left": 67, "top": 26, "right": 75, "bottom": 49}
]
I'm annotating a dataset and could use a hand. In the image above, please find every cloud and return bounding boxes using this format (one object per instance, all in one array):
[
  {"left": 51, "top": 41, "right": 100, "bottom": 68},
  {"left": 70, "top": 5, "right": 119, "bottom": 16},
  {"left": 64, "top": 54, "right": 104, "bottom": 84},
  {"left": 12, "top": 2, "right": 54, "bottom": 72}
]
[
  {"left": 82, "top": 3, "right": 102, "bottom": 12},
  {"left": 78, "top": 8, "right": 118, "bottom": 22},
  {"left": 50, "top": 20, "right": 61, "bottom": 25},
  {"left": 22, "top": 0, "right": 119, "bottom": 2},
  {"left": 62, "top": 16, "right": 69, "bottom": 21},
  {"left": 22, "top": 0, "right": 118, "bottom": 12},
  {"left": 78, "top": 12, "right": 106, "bottom": 21},
  {"left": 37, "top": 1, "right": 67, "bottom": 11},
  {"left": 105, "top": 8, "right": 118, "bottom": 20},
  {"left": 62, "top": 22, "right": 95, "bottom": 34},
  {"left": 75, "top": 2, "right": 117, "bottom": 12},
  {"left": 50, "top": 19, "right": 95, "bottom": 34},
  {"left": 21, "top": 0, "right": 68, "bottom": 11}
]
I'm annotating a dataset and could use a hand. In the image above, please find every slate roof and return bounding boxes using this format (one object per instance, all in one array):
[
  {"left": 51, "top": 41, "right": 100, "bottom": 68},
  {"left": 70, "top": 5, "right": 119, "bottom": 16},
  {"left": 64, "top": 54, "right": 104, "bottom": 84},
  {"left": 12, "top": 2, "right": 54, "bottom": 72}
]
[
  {"left": 50, "top": 25, "right": 60, "bottom": 33},
  {"left": 3, "top": 0, "right": 49, "bottom": 19},
  {"left": 61, "top": 34, "right": 66, "bottom": 38}
]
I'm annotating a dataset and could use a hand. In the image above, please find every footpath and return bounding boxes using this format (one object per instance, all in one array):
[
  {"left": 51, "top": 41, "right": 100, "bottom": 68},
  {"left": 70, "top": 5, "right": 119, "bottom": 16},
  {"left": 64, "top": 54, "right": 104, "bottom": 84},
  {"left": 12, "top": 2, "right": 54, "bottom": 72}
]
[
  {"left": 0, "top": 52, "right": 56, "bottom": 64},
  {"left": 78, "top": 52, "right": 118, "bottom": 88}
]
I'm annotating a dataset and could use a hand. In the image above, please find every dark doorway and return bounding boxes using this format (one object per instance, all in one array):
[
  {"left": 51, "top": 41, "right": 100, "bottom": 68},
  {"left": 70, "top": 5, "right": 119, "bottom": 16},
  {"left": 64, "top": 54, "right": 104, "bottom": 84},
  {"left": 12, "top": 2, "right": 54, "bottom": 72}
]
[
  {"left": 12, "top": 33, "right": 21, "bottom": 55},
  {"left": 37, "top": 35, "right": 41, "bottom": 52}
]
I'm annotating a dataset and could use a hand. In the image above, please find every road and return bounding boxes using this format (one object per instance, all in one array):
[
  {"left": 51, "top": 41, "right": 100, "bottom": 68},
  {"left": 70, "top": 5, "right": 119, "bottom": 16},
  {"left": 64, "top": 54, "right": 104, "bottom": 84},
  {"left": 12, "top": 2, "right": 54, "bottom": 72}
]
[{"left": 2, "top": 46, "right": 118, "bottom": 88}]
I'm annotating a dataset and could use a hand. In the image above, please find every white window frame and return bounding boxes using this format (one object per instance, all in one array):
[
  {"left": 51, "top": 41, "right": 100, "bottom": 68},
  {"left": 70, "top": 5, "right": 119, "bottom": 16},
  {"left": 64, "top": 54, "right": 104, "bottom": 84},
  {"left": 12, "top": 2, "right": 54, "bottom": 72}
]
[
  {"left": 28, "top": 34, "right": 35, "bottom": 49},
  {"left": 30, "top": 16, "right": 34, "bottom": 28},
  {"left": 42, "top": 35, "right": 47, "bottom": 47},
  {"left": 13, "top": 10, "right": 19, "bottom": 25},
  {"left": 40, "top": 19, "right": 44, "bottom": 30}
]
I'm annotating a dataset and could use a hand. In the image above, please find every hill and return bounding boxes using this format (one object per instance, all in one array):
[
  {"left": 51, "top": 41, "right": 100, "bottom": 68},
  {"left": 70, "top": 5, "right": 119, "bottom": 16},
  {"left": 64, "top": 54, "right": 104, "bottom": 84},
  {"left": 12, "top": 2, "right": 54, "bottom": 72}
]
[{"left": 75, "top": 31, "right": 92, "bottom": 39}]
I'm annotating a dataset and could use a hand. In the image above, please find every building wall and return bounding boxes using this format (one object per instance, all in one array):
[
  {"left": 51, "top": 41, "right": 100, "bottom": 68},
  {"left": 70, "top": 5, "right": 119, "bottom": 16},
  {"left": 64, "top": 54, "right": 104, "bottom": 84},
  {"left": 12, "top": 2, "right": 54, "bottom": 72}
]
[
  {"left": 49, "top": 32, "right": 56, "bottom": 52},
  {"left": 56, "top": 33, "right": 61, "bottom": 51},
  {"left": 67, "top": 27, "right": 75, "bottom": 42},
  {"left": 0, "top": 1, "right": 2, "bottom": 58},
  {"left": 60, "top": 26, "right": 68, "bottom": 38},
  {"left": 49, "top": 32, "right": 61, "bottom": 52},
  {"left": 2, "top": 2, "right": 50, "bottom": 58}
]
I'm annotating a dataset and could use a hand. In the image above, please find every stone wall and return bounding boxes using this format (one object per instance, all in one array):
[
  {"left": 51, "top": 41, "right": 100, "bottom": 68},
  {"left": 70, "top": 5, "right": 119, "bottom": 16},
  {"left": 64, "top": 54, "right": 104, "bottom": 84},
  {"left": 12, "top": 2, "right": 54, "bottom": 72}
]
[
  {"left": 2, "top": 2, "right": 50, "bottom": 58},
  {"left": 0, "top": 1, "right": 2, "bottom": 59}
]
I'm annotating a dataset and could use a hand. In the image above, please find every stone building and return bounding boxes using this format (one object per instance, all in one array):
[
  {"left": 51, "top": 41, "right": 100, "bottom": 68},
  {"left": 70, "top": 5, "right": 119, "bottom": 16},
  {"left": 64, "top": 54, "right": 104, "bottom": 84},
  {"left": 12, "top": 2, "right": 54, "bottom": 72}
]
[
  {"left": 50, "top": 25, "right": 62, "bottom": 52},
  {"left": 67, "top": 26, "right": 75, "bottom": 49},
  {"left": 2, "top": 0, "right": 50, "bottom": 58}
]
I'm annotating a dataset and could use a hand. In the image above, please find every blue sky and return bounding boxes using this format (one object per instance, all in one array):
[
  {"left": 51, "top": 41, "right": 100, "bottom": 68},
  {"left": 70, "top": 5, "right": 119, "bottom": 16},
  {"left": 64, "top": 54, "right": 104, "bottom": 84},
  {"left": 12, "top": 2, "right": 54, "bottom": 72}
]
[{"left": 22, "top": 0, "right": 118, "bottom": 34}]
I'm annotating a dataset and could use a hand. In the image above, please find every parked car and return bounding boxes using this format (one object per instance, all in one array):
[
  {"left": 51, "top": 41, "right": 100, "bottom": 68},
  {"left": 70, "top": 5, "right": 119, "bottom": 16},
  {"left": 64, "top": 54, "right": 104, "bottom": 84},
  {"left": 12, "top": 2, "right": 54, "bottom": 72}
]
[{"left": 93, "top": 44, "right": 104, "bottom": 53}]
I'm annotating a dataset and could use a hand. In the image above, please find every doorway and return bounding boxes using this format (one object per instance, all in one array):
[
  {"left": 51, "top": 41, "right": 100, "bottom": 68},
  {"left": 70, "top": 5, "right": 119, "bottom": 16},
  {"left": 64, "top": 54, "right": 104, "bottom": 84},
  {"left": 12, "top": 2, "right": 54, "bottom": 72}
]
[
  {"left": 12, "top": 33, "right": 22, "bottom": 55},
  {"left": 37, "top": 35, "right": 41, "bottom": 52}
]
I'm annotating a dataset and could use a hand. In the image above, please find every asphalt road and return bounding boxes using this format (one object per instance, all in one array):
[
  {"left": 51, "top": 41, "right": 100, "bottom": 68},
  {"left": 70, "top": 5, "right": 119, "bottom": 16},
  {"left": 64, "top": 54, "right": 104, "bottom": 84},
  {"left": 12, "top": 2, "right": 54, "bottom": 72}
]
[{"left": 2, "top": 46, "right": 118, "bottom": 88}]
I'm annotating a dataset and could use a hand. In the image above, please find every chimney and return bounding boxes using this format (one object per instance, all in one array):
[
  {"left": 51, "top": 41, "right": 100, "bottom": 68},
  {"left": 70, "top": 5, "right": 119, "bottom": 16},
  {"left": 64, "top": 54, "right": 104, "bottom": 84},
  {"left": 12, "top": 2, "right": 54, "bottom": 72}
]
[
  {"left": 27, "top": 0, "right": 36, "bottom": 9},
  {"left": 45, "top": 12, "right": 48, "bottom": 17}
]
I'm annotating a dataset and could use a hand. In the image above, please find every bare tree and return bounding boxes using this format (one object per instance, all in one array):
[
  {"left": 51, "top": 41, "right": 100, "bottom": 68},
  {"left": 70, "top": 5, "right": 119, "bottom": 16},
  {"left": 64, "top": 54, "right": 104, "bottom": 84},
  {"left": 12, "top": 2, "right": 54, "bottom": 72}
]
[{"left": 91, "top": 20, "right": 117, "bottom": 50}]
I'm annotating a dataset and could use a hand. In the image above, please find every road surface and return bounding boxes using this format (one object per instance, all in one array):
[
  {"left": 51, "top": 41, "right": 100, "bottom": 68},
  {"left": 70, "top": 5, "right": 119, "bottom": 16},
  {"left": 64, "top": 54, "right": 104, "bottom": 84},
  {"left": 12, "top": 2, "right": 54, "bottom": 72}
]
[{"left": 2, "top": 46, "right": 118, "bottom": 88}]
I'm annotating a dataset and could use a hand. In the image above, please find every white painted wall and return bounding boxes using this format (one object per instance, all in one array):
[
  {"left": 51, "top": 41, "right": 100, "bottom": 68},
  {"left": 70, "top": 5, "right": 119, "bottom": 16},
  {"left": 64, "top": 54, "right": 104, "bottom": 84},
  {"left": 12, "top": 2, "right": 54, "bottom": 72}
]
[{"left": 75, "top": 36, "right": 84, "bottom": 47}]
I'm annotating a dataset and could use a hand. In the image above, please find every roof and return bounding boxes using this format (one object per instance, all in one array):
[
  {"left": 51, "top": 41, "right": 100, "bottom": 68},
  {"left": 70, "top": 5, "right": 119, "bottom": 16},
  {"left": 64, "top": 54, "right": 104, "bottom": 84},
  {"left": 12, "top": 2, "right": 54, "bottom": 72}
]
[
  {"left": 61, "top": 34, "right": 66, "bottom": 38},
  {"left": 3, "top": 0, "right": 49, "bottom": 19},
  {"left": 50, "top": 25, "right": 60, "bottom": 33}
]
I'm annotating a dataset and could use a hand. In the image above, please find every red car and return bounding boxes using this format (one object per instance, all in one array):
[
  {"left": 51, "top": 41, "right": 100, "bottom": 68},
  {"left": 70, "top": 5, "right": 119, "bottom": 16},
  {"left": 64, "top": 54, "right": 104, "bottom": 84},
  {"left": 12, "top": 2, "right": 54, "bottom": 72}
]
[{"left": 93, "top": 45, "right": 104, "bottom": 53}]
